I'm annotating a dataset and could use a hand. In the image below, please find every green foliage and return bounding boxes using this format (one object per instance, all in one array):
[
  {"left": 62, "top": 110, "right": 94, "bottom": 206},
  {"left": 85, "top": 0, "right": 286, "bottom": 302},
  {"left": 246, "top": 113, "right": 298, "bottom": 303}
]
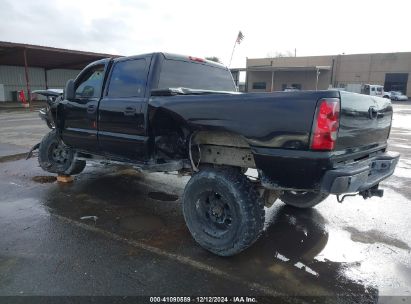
[{"left": 205, "top": 56, "right": 221, "bottom": 63}]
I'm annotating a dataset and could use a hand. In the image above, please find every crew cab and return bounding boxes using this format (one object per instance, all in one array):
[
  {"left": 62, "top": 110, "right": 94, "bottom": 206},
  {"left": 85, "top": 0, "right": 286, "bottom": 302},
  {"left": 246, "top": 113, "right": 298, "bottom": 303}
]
[{"left": 35, "top": 52, "right": 399, "bottom": 256}]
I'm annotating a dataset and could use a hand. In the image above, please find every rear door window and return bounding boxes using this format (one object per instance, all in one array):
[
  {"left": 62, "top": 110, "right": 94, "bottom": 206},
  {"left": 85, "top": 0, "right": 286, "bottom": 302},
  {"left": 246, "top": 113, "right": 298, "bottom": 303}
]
[{"left": 107, "top": 59, "right": 147, "bottom": 98}]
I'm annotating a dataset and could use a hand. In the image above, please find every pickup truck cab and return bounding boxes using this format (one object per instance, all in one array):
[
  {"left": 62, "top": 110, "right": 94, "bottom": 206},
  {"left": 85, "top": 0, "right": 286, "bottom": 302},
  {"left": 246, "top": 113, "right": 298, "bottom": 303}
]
[{"left": 36, "top": 52, "right": 399, "bottom": 256}]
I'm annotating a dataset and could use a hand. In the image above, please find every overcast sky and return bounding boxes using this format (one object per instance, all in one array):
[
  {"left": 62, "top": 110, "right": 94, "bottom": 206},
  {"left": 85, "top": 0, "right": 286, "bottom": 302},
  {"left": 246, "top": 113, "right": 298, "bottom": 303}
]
[{"left": 0, "top": 0, "right": 410, "bottom": 68}]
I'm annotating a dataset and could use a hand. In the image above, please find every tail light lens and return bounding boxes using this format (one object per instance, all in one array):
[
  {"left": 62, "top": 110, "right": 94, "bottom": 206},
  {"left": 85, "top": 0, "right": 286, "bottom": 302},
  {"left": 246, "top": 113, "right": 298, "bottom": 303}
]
[
  {"left": 310, "top": 98, "right": 340, "bottom": 151},
  {"left": 188, "top": 56, "right": 205, "bottom": 63}
]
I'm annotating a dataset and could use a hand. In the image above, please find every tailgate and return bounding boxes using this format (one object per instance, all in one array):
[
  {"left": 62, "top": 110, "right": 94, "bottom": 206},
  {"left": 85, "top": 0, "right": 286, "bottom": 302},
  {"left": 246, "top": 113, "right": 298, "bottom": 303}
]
[{"left": 336, "top": 91, "right": 393, "bottom": 150}]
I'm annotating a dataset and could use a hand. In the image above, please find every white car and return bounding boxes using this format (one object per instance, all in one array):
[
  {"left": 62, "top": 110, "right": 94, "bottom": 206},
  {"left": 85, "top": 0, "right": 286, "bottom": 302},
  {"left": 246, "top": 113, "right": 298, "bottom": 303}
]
[
  {"left": 390, "top": 91, "right": 408, "bottom": 101},
  {"left": 283, "top": 87, "right": 300, "bottom": 92}
]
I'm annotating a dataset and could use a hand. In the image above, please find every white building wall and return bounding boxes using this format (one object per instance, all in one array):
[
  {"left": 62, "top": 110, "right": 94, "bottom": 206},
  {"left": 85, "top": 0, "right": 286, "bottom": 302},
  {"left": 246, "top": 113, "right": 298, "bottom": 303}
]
[
  {"left": 0, "top": 84, "right": 5, "bottom": 102},
  {"left": 46, "top": 69, "right": 81, "bottom": 88},
  {"left": 0, "top": 65, "right": 81, "bottom": 101}
]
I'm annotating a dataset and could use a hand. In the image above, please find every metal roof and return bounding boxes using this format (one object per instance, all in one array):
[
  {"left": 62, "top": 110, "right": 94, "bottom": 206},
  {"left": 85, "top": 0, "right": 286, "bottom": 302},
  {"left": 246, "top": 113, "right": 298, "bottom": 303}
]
[
  {"left": 229, "top": 68, "right": 247, "bottom": 72},
  {"left": 0, "top": 41, "right": 120, "bottom": 70}
]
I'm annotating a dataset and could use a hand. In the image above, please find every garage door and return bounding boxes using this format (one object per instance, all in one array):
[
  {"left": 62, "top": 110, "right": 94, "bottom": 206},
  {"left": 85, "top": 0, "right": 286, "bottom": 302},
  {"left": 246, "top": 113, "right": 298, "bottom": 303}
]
[{"left": 384, "top": 73, "right": 408, "bottom": 94}]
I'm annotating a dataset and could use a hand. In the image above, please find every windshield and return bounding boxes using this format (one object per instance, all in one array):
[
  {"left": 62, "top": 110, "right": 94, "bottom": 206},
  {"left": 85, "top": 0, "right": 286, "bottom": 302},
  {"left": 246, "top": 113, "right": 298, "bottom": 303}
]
[{"left": 158, "top": 59, "right": 236, "bottom": 92}]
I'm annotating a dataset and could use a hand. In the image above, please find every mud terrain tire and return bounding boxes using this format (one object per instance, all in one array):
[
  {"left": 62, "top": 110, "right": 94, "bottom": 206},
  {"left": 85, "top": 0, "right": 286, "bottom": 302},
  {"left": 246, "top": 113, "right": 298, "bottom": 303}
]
[
  {"left": 38, "top": 130, "right": 86, "bottom": 175},
  {"left": 182, "top": 167, "right": 265, "bottom": 256}
]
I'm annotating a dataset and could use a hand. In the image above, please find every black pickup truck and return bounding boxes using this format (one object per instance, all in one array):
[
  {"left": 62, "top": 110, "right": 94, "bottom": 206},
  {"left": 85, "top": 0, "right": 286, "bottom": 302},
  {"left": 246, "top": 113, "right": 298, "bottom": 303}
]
[{"left": 34, "top": 52, "right": 399, "bottom": 256}]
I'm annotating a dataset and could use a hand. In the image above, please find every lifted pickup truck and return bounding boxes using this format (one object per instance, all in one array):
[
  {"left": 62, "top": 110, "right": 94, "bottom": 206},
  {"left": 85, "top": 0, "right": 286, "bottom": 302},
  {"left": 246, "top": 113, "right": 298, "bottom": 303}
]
[{"left": 34, "top": 53, "right": 399, "bottom": 256}]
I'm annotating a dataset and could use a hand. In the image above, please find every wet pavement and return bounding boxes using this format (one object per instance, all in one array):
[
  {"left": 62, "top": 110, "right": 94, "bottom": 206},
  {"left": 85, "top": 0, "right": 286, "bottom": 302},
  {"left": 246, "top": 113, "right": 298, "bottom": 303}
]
[{"left": 0, "top": 105, "right": 411, "bottom": 303}]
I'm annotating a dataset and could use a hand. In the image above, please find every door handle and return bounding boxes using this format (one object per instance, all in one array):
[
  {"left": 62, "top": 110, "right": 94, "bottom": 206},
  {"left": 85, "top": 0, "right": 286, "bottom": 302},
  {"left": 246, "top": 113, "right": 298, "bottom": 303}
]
[
  {"left": 124, "top": 106, "right": 136, "bottom": 116},
  {"left": 87, "top": 104, "right": 96, "bottom": 114}
]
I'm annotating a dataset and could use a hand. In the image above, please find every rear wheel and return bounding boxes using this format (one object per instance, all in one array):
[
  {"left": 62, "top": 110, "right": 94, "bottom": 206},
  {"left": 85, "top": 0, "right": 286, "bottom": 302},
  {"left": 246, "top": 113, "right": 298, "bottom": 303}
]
[
  {"left": 182, "top": 167, "right": 265, "bottom": 256},
  {"left": 280, "top": 191, "right": 328, "bottom": 208},
  {"left": 38, "top": 130, "right": 86, "bottom": 175}
]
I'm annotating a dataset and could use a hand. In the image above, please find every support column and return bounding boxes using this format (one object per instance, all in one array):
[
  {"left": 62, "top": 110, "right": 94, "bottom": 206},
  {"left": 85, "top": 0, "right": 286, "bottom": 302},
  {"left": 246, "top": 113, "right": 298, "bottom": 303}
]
[
  {"left": 44, "top": 69, "right": 49, "bottom": 89},
  {"left": 23, "top": 48, "right": 31, "bottom": 104},
  {"left": 271, "top": 71, "right": 275, "bottom": 92},
  {"left": 245, "top": 65, "right": 249, "bottom": 92}
]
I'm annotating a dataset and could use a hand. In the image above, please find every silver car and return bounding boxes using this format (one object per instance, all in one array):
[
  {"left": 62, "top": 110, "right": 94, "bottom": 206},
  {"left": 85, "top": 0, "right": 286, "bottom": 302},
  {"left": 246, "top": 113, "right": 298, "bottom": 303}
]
[{"left": 390, "top": 91, "right": 408, "bottom": 101}]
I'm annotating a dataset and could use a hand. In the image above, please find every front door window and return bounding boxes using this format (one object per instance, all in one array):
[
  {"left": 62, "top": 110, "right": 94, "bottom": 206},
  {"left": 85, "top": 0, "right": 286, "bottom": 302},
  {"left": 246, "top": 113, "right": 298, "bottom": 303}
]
[{"left": 75, "top": 65, "right": 105, "bottom": 100}]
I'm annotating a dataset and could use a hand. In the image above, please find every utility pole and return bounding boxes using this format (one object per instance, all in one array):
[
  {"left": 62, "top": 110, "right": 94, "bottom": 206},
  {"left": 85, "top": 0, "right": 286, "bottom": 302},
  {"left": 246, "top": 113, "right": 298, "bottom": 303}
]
[
  {"left": 229, "top": 40, "right": 237, "bottom": 67},
  {"left": 229, "top": 31, "right": 244, "bottom": 67},
  {"left": 23, "top": 48, "right": 31, "bottom": 105}
]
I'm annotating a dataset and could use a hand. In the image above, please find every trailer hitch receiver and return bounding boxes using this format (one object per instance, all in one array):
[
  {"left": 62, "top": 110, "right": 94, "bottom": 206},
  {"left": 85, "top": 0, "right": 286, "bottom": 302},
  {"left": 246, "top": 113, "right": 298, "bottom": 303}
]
[
  {"left": 359, "top": 185, "right": 384, "bottom": 199},
  {"left": 336, "top": 185, "right": 384, "bottom": 203}
]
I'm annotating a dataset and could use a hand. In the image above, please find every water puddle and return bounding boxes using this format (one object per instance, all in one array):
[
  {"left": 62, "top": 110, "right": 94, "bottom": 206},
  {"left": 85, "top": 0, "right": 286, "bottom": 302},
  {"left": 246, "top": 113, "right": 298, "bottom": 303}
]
[
  {"left": 32, "top": 176, "right": 57, "bottom": 183},
  {"left": 344, "top": 226, "right": 410, "bottom": 250}
]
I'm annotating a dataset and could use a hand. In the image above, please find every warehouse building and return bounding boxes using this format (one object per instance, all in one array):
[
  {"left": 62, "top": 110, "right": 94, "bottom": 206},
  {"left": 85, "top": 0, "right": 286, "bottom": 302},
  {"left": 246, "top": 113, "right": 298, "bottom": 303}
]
[
  {"left": 0, "top": 41, "right": 118, "bottom": 102},
  {"left": 241, "top": 52, "right": 411, "bottom": 96}
]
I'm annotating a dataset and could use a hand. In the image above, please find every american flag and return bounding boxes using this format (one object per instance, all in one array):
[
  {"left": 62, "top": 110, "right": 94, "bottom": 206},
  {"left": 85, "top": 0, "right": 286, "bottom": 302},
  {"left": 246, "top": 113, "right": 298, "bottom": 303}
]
[{"left": 236, "top": 31, "right": 244, "bottom": 44}]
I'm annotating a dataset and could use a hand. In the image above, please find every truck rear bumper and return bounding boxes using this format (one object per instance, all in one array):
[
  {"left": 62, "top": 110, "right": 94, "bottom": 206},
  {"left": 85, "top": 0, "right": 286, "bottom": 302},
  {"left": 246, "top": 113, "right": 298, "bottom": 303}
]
[{"left": 320, "top": 151, "right": 399, "bottom": 194}]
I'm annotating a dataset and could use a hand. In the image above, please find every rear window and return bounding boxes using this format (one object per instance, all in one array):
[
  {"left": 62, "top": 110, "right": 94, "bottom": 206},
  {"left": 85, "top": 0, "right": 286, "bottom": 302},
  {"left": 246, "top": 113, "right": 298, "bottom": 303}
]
[{"left": 158, "top": 59, "right": 236, "bottom": 92}]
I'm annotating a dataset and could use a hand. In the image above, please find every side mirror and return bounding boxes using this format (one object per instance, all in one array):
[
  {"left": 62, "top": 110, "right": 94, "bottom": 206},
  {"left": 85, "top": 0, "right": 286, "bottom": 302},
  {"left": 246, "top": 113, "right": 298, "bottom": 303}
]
[{"left": 64, "top": 79, "right": 75, "bottom": 100}]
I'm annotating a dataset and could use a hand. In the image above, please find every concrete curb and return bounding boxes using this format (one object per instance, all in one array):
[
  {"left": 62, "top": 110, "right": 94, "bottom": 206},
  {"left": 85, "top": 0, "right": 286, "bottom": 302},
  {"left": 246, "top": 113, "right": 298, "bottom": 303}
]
[
  {"left": 0, "top": 102, "right": 46, "bottom": 111},
  {"left": 0, "top": 152, "right": 29, "bottom": 163}
]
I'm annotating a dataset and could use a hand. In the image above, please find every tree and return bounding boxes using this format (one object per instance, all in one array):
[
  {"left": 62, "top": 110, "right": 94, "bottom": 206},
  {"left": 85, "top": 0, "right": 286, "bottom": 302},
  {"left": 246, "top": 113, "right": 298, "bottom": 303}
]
[
  {"left": 266, "top": 50, "right": 294, "bottom": 58},
  {"left": 205, "top": 56, "right": 221, "bottom": 63}
]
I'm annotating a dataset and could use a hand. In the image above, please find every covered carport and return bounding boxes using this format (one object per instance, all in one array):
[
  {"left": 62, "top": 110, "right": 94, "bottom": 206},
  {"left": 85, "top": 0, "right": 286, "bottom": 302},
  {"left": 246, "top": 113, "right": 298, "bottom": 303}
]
[
  {"left": 246, "top": 65, "right": 332, "bottom": 92},
  {"left": 0, "top": 41, "right": 119, "bottom": 102}
]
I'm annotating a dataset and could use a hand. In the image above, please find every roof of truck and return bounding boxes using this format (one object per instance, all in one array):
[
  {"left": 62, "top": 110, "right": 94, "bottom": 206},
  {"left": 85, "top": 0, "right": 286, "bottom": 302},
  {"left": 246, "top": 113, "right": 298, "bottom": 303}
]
[{"left": 118, "top": 52, "right": 227, "bottom": 69}]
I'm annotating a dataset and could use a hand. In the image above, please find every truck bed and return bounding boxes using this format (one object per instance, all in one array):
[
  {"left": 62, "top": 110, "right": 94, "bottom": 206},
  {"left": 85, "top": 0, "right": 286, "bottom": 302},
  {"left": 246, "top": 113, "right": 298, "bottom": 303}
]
[{"left": 149, "top": 89, "right": 394, "bottom": 191}]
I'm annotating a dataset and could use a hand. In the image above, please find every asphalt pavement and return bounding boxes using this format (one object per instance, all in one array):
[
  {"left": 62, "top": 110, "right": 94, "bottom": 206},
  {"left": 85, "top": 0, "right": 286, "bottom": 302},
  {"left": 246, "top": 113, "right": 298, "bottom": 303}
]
[{"left": 0, "top": 103, "right": 410, "bottom": 303}]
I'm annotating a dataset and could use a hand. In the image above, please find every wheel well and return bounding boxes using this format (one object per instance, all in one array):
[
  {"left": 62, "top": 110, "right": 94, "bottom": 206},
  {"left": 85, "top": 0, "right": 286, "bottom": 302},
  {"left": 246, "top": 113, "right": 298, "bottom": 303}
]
[
  {"left": 150, "top": 111, "right": 255, "bottom": 168},
  {"left": 193, "top": 131, "right": 256, "bottom": 169}
]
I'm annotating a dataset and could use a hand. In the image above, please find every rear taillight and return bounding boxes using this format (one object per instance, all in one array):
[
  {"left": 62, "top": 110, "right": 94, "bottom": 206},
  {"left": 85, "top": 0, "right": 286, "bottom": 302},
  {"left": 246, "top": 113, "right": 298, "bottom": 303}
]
[{"left": 310, "top": 98, "right": 340, "bottom": 151}]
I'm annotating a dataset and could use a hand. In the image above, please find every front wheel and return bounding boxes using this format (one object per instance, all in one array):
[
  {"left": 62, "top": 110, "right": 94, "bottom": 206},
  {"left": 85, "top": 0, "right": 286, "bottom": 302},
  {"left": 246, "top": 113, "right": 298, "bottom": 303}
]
[
  {"left": 280, "top": 191, "right": 328, "bottom": 208},
  {"left": 182, "top": 167, "right": 265, "bottom": 256},
  {"left": 38, "top": 130, "right": 86, "bottom": 175}
]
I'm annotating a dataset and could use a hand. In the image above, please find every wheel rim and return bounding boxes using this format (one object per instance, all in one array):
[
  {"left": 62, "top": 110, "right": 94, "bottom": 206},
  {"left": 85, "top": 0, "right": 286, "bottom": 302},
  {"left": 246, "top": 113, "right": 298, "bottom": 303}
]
[
  {"left": 195, "top": 191, "right": 234, "bottom": 237},
  {"left": 49, "top": 142, "right": 70, "bottom": 165}
]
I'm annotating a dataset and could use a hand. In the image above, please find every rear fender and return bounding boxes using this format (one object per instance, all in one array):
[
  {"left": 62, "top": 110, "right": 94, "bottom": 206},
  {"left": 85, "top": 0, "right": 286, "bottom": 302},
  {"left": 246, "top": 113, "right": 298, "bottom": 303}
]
[{"left": 149, "top": 106, "right": 255, "bottom": 168}]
